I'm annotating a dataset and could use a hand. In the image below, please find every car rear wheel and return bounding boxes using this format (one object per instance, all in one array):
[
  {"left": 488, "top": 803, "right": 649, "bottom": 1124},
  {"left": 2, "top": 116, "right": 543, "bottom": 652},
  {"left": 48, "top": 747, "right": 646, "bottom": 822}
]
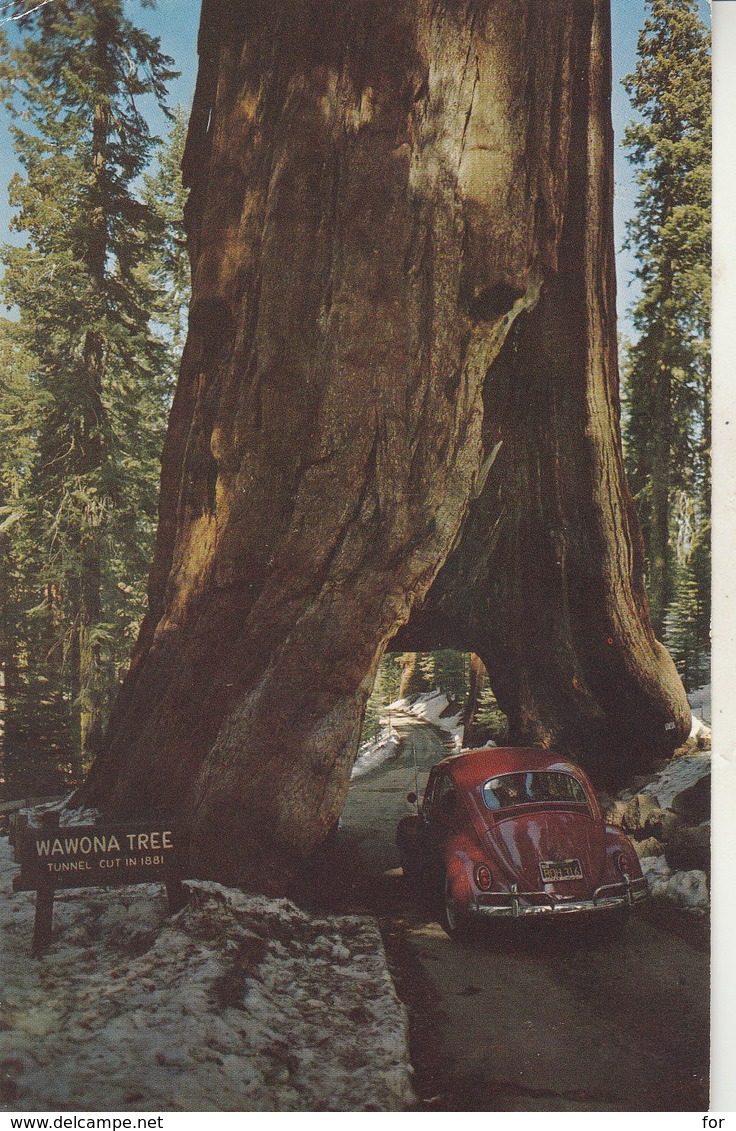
[{"left": 440, "top": 874, "right": 472, "bottom": 940}]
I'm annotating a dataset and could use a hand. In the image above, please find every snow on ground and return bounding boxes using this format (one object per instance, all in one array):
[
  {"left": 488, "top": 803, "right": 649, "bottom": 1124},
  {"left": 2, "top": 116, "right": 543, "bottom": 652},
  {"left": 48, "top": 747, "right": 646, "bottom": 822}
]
[
  {"left": 0, "top": 839, "right": 415, "bottom": 1112},
  {"left": 688, "top": 683, "right": 711, "bottom": 726},
  {"left": 629, "top": 752, "right": 711, "bottom": 914},
  {"left": 351, "top": 691, "right": 463, "bottom": 781},
  {"left": 18, "top": 796, "right": 100, "bottom": 828},
  {"left": 688, "top": 713, "right": 711, "bottom": 745},
  {"left": 640, "top": 751, "right": 711, "bottom": 811},
  {"left": 390, "top": 691, "right": 464, "bottom": 745},
  {"left": 640, "top": 854, "right": 709, "bottom": 913},
  {"left": 351, "top": 725, "right": 402, "bottom": 780}
]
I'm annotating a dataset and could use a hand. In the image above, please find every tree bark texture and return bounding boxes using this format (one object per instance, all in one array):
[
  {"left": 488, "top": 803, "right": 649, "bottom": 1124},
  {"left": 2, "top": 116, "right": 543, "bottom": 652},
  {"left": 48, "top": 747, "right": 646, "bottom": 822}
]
[
  {"left": 462, "top": 651, "right": 489, "bottom": 746},
  {"left": 398, "top": 654, "right": 417, "bottom": 701},
  {"left": 80, "top": 0, "right": 691, "bottom": 886}
]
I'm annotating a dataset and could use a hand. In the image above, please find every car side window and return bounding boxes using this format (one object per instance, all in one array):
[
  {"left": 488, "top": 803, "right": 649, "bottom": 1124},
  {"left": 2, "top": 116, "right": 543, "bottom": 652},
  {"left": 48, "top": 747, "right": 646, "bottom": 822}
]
[
  {"left": 421, "top": 774, "right": 437, "bottom": 817},
  {"left": 427, "top": 773, "right": 457, "bottom": 826}
]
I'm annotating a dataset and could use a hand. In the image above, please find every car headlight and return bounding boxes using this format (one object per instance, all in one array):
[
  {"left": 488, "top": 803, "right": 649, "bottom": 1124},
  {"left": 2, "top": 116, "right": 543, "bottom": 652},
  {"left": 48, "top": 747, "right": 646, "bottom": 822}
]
[
  {"left": 615, "top": 851, "right": 632, "bottom": 877},
  {"left": 474, "top": 863, "right": 493, "bottom": 891}
]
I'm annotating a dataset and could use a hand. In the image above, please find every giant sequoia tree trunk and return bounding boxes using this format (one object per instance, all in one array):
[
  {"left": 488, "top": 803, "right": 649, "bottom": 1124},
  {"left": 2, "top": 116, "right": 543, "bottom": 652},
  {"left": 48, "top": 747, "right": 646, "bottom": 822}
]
[{"left": 79, "top": 0, "right": 690, "bottom": 887}]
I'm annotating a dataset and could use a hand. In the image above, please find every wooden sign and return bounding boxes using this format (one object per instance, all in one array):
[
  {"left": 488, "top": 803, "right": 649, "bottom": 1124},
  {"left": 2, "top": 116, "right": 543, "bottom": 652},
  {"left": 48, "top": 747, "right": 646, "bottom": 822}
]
[{"left": 12, "top": 810, "right": 189, "bottom": 955}]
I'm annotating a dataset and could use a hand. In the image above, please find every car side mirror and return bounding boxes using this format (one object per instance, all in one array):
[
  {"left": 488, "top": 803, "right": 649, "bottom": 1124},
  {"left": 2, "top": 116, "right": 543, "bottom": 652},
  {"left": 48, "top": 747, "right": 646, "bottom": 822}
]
[{"left": 406, "top": 792, "right": 418, "bottom": 805}]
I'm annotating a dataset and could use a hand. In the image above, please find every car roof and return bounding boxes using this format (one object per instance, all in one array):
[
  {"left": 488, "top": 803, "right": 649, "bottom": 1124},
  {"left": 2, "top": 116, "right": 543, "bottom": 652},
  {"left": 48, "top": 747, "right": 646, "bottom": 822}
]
[{"left": 436, "top": 746, "right": 587, "bottom": 789}]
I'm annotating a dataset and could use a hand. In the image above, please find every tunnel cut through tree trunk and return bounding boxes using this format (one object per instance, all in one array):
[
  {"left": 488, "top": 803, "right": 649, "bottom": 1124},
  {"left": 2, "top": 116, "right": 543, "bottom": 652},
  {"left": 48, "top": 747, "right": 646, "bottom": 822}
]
[{"left": 78, "top": 0, "right": 690, "bottom": 888}]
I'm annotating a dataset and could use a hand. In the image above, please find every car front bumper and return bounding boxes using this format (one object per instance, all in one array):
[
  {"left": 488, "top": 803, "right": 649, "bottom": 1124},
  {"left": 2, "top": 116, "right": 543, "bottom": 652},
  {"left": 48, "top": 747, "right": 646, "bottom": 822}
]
[{"left": 473, "top": 874, "right": 649, "bottom": 918}]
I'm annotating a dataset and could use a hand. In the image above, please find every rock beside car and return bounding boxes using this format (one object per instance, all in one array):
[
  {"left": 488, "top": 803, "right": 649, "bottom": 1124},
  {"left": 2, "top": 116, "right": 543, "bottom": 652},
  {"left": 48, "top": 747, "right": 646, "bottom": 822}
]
[
  {"left": 664, "top": 821, "right": 710, "bottom": 873},
  {"left": 670, "top": 773, "right": 710, "bottom": 825},
  {"left": 602, "top": 745, "right": 710, "bottom": 915},
  {"left": 640, "top": 856, "right": 709, "bottom": 913}
]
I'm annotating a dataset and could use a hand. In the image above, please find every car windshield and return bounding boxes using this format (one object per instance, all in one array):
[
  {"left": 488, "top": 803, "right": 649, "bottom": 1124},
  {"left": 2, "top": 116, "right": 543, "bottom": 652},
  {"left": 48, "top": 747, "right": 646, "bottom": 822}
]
[{"left": 482, "top": 770, "right": 588, "bottom": 811}]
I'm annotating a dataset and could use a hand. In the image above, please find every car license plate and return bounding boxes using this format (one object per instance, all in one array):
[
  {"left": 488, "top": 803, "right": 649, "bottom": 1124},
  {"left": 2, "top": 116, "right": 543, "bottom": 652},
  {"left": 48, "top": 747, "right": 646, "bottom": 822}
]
[{"left": 539, "top": 859, "right": 583, "bottom": 882}]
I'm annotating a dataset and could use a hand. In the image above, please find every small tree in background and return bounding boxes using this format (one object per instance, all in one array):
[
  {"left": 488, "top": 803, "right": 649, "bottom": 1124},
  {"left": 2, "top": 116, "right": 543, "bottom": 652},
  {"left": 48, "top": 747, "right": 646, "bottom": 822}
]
[
  {"left": 396, "top": 651, "right": 469, "bottom": 706},
  {"left": 141, "top": 105, "right": 191, "bottom": 355},
  {"left": 0, "top": 2, "right": 184, "bottom": 790},
  {"left": 0, "top": 324, "right": 74, "bottom": 794},
  {"left": 621, "top": 0, "right": 710, "bottom": 680},
  {"left": 362, "top": 653, "right": 403, "bottom": 743}
]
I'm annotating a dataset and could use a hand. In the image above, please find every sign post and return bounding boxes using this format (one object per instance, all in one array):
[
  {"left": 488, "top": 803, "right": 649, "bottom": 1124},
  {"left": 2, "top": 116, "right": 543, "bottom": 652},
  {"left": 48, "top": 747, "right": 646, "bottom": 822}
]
[{"left": 12, "top": 810, "right": 188, "bottom": 955}]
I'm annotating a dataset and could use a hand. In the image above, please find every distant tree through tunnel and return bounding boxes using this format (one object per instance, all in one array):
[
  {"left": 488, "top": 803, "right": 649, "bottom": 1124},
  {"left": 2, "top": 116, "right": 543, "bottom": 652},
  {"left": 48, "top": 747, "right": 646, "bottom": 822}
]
[
  {"left": 361, "top": 649, "right": 507, "bottom": 749},
  {"left": 78, "top": 0, "right": 691, "bottom": 889}
]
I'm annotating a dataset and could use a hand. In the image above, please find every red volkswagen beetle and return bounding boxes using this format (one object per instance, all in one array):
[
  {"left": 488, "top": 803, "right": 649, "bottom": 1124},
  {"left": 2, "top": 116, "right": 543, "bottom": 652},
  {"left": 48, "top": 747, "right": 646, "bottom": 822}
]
[{"left": 396, "top": 746, "right": 648, "bottom": 937}]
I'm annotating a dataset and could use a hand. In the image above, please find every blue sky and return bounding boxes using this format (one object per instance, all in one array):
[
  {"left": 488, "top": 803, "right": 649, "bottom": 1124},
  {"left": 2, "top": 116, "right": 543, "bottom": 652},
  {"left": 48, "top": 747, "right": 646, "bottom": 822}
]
[
  {"left": 0, "top": 0, "right": 712, "bottom": 335},
  {"left": 610, "top": 0, "right": 710, "bottom": 333}
]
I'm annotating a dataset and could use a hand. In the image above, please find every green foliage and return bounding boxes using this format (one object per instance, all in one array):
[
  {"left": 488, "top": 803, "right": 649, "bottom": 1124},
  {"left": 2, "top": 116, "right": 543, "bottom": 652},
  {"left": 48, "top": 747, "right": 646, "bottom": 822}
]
[
  {"left": 0, "top": 324, "right": 75, "bottom": 793},
  {"left": 663, "top": 555, "right": 709, "bottom": 691},
  {"left": 362, "top": 651, "right": 470, "bottom": 743},
  {"left": 362, "top": 649, "right": 506, "bottom": 749},
  {"left": 621, "top": 0, "right": 710, "bottom": 678},
  {"left": 141, "top": 105, "right": 190, "bottom": 352},
  {"left": 421, "top": 650, "right": 469, "bottom": 705},
  {"left": 469, "top": 686, "right": 509, "bottom": 748},
  {"left": 397, "top": 650, "right": 469, "bottom": 704},
  {"left": 0, "top": 3, "right": 187, "bottom": 794},
  {"left": 362, "top": 653, "right": 403, "bottom": 742}
]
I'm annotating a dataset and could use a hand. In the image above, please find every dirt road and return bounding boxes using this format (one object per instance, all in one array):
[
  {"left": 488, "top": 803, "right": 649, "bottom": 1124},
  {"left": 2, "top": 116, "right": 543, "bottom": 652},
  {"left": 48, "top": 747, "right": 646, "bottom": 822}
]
[{"left": 309, "top": 717, "right": 710, "bottom": 1112}]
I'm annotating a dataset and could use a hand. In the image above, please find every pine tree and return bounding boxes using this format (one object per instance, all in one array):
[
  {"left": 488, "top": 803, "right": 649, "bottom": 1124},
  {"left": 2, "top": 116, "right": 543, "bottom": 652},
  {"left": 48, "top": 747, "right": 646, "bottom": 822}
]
[
  {"left": 664, "top": 560, "right": 708, "bottom": 690},
  {"left": 0, "top": 320, "right": 74, "bottom": 794},
  {"left": 621, "top": 0, "right": 710, "bottom": 651},
  {"left": 363, "top": 650, "right": 469, "bottom": 743},
  {"left": 0, "top": 1, "right": 178, "bottom": 777},
  {"left": 398, "top": 653, "right": 427, "bottom": 700},
  {"left": 141, "top": 105, "right": 191, "bottom": 356},
  {"left": 362, "top": 652, "right": 403, "bottom": 742}
]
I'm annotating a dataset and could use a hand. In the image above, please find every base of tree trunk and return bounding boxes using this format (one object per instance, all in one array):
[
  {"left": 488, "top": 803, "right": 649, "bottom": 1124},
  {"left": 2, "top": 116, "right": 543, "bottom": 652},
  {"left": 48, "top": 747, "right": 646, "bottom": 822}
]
[{"left": 77, "top": 0, "right": 691, "bottom": 890}]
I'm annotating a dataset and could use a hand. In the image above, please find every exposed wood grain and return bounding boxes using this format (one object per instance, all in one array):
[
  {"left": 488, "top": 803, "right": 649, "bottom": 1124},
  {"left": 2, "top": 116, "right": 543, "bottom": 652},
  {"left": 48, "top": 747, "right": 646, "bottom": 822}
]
[{"left": 79, "top": 0, "right": 690, "bottom": 887}]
